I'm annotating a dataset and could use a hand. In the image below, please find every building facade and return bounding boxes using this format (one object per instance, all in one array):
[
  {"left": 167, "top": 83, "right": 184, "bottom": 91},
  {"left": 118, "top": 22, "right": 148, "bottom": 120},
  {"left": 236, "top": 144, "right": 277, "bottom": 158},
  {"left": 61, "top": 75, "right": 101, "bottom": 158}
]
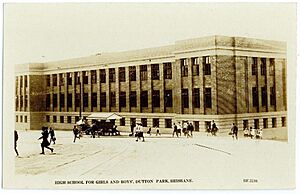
[{"left": 15, "top": 35, "right": 287, "bottom": 132}]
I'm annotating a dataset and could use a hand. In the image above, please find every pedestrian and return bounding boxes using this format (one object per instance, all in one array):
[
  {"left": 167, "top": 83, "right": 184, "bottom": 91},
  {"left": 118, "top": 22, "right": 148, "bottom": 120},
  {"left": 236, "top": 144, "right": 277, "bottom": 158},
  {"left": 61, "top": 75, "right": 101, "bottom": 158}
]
[
  {"left": 177, "top": 122, "right": 182, "bottom": 136},
  {"left": 189, "top": 122, "right": 194, "bottom": 138},
  {"left": 250, "top": 127, "right": 256, "bottom": 139},
  {"left": 155, "top": 126, "right": 161, "bottom": 136},
  {"left": 135, "top": 124, "right": 145, "bottom": 142},
  {"left": 231, "top": 123, "right": 238, "bottom": 140},
  {"left": 212, "top": 120, "right": 218, "bottom": 136},
  {"left": 182, "top": 121, "right": 188, "bottom": 136},
  {"left": 130, "top": 122, "right": 135, "bottom": 136},
  {"left": 147, "top": 127, "right": 152, "bottom": 136},
  {"left": 38, "top": 127, "right": 54, "bottom": 154},
  {"left": 172, "top": 123, "right": 178, "bottom": 137},
  {"left": 14, "top": 130, "right": 19, "bottom": 156},
  {"left": 73, "top": 125, "right": 80, "bottom": 143},
  {"left": 49, "top": 127, "right": 56, "bottom": 144}
]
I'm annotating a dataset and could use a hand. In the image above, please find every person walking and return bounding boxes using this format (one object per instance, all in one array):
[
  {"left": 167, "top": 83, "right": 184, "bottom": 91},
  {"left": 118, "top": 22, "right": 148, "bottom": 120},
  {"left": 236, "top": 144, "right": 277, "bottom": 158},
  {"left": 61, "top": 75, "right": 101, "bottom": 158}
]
[
  {"left": 172, "top": 123, "right": 178, "bottom": 137},
  {"left": 135, "top": 124, "right": 145, "bottom": 142},
  {"left": 231, "top": 123, "right": 238, "bottom": 140},
  {"left": 38, "top": 127, "right": 54, "bottom": 154},
  {"left": 189, "top": 122, "right": 194, "bottom": 138},
  {"left": 14, "top": 130, "right": 19, "bottom": 156},
  {"left": 155, "top": 126, "right": 161, "bottom": 136},
  {"left": 73, "top": 125, "right": 80, "bottom": 143},
  {"left": 49, "top": 127, "right": 56, "bottom": 144}
]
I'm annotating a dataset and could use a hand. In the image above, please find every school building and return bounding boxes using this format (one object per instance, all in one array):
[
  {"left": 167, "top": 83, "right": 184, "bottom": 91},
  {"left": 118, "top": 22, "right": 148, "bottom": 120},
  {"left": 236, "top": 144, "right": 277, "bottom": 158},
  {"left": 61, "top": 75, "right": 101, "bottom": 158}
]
[{"left": 15, "top": 35, "right": 287, "bottom": 132}]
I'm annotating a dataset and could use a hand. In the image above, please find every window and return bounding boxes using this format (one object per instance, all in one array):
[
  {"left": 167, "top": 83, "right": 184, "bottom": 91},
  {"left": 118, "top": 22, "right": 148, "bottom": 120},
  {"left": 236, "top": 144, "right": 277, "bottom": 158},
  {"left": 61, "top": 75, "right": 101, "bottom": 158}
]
[
  {"left": 140, "top": 65, "right": 148, "bottom": 81},
  {"left": 46, "top": 115, "right": 50, "bottom": 122},
  {"left": 254, "top": 119, "right": 259, "bottom": 129},
  {"left": 204, "top": 88, "right": 212, "bottom": 108},
  {"left": 263, "top": 118, "right": 268, "bottom": 128},
  {"left": 75, "top": 116, "right": 79, "bottom": 122},
  {"left": 203, "top": 56, "right": 211, "bottom": 75},
  {"left": 110, "top": 92, "right": 116, "bottom": 107},
  {"left": 119, "top": 67, "right": 126, "bottom": 82},
  {"left": 46, "top": 94, "right": 50, "bottom": 110},
  {"left": 75, "top": 94, "right": 80, "bottom": 108},
  {"left": 141, "top": 118, "right": 147, "bottom": 127},
  {"left": 205, "top": 121, "right": 211, "bottom": 130},
  {"left": 67, "top": 94, "right": 72, "bottom": 108},
  {"left": 25, "top": 95, "right": 28, "bottom": 109},
  {"left": 181, "top": 59, "right": 188, "bottom": 77},
  {"left": 261, "top": 86, "right": 267, "bottom": 107},
  {"left": 129, "top": 66, "right": 136, "bottom": 81},
  {"left": 16, "top": 77, "right": 18, "bottom": 90},
  {"left": 165, "top": 119, "right": 172, "bottom": 128},
  {"left": 100, "top": 92, "right": 106, "bottom": 107},
  {"left": 53, "top": 116, "right": 57, "bottom": 123},
  {"left": 182, "top": 89, "right": 189, "bottom": 108},
  {"left": 268, "top": 87, "right": 276, "bottom": 106},
  {"left": 83, "top": 93, "right": 88, "bottom": 107},
  {"left": 20, "top": 116, "right": 23, "bottom": 122},
  {"left": 243, "top": 120, "right": 248, "bottom": 130},
  {"left": 53, "top": 94, "right": 58, "bottom": 108},
  {"left": 20, "top": 96, "right": 23, "bottom": 108},
  {"left": 192, "top": 57, "right": 199, "bottom": 76},
  {"left": 261, "top": 58, "right": 266, "bottom": 76},
  {"left": 24, "top": 116, "right": 27, "bottom": 123},
  {"left": 24, "top": 76, "right": 28, "bottom": 87},
  {"left": 130, "top": 118, "right": 136, "bottom": 126},
  {"left": 83, "top": 71, "right": 88, "bottom": 84},
  {"left": 153, "top": 118, "right": 159, "bottom": 127},
  {"left": 193, "top": 88, "right": 200, "bottom": 108},
  {"left": 60, "top": 116, "right": 64, "bottom": 123},
  {"left": 194, "top": 121, "right": 199, "bottom": 131},
  {"left": 91, "top": 70, "right": 97, "bottom": 84},
  {"left": 59, "top": 73, "right": 64, "bottom": 86},
  {"left": 109, "top": 68, "right": 116, "bottom": 82},
  {"left": 141, "top": 91, "right": 148, "bottom": 107},
  {"left": 151, "top": 64, "right": 160, "bottom": 80},
  {"left": 46, "top": 75, "right": 50, "bottom": 86},
  {"left": 252, "top": 57, "right": 258, "bottom": 75},
  {"left": 100, "top": 69, "right": 106, "bottom": 83},
  {"left": 53, "top": 74, "right": 58, "bottom": 86},
  {"left": 272, "top": 118, "right": 277, "bottom": 128},
  {"left": 252, "top": 87, "right": 258, "bottom": 107},
  {"left": 163, "top": 63, "right": 172, "bottom": 79},
  {"left": 282, "top": 117, "right": 286, "bottom": 127},
  {"left": 152, "top": 90, "right": 160, "bottom": 107},
  {"left": 269, "top": 59, "right": 275, "bottom": 75},
  {"left": 75, "top": 72, "right": 80, "bottom": 85},
  {"left": 92, "top": 93, "right": 97, "bottom": 107},
  {"left": 120, "top": 118, "right": 125, "bottom": 126},
  {"left": 16, "top": 115, "right": 18, "bottom": 122},
  {"left": 67, "top": 116, "right": 72, "bottom": 123},
  {"left": 164, "top": 90, "right": 172, "bottom": 107},
  {"left": 130, "top": 91, "right": 137, "bottom": 107},
  {"left": 119, "top": 92, "right": 126, "bottom": 107},
  {"left": 67, "top": 73, "right": 72, "bottom": 85},
  {"left": 15, "top": 96, "right": 18, "bottom": 110},
  {"left": 60, "top": 94, "right": 65, "bottom": 107}
]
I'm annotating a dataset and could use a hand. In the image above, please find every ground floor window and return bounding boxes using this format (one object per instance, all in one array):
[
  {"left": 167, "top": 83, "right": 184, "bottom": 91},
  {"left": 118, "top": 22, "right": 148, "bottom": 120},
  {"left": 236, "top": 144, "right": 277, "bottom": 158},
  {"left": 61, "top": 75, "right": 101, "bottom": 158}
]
[
  {"left": 141, "top": 118, "right": 147, "bottom": 127},
  {"left": 20, "top": 116, "right": 23, "bottom": 122},
  {"left": 16, "top": 115, "right": 18, "bottom": 122},
  {"left": 46, "top": 115, "right": 50, "bottom": 122},
  {"left": 205, "top": 121, "right": 211, "bottom": 131},
  {"left": 130, "top": 118, "right": 136, "bottom": 126},
  {"left": 75, "top": 116, "right": 79, "bottom": 122},
  {"left": 243, "top": 120, "right": 248, "bottom": 130},
  {"left": 254, "top": 119, "right": 259, "bottom": 129},
  {"left": 120, "top": 118, "right": 125, "bottom": 126},
  {"left": 272, "top": 118, "right": 277, "bottom": 128},
  {"left": 24, "top": 116, "right": 27, "bottom": 123},
  {"left": 153, "top": 118, "right": 159, "bottom": 127},
  {"left": 263, "top": 118, "right": 268, "bottom": 128},
  {"left": 282, "top": 117, "right": 286, "bottom": 127},
  {"left": 67, "top": 116, "right": 72, "bottom": 123},
  {"left": 165, "top": 119, "right": 172, "bottom": 128},
  {"left": 53, "top": 116, "right": 57, "bottom": 123},
  {"left": 194, "top": 121, "right": 199, "bottom": 131},
  {"left": 60, "top": 116, "right": 64, "bottom": 123}
]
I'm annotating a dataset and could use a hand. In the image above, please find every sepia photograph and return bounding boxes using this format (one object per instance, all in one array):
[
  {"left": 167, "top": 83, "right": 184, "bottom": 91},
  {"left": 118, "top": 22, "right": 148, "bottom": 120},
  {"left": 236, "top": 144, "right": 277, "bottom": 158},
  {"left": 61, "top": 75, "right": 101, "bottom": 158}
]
[{"left": 2, "top": 2, "right": 297, "bottom": 190}]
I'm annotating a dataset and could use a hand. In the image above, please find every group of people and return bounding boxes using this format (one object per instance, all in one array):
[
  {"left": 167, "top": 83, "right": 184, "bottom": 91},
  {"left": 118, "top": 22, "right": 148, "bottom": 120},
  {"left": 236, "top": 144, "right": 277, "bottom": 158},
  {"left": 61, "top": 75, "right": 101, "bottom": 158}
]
[
  {"left": 243, "top": 127, "right": 263, "bottom": 139},
  {"left": 172, "top": 122, "right": 194, "bottom": 138},
  {"left": 38, "top": 127, "right": 56, "bottom": 154}
]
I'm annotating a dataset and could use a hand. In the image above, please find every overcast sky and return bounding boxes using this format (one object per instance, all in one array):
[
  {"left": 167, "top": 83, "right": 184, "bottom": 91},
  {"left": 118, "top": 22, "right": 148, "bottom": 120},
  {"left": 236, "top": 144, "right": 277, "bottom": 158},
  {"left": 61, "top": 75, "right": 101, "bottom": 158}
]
[{"left": 4, "top": 3, "right": 296, "bottom": 66}]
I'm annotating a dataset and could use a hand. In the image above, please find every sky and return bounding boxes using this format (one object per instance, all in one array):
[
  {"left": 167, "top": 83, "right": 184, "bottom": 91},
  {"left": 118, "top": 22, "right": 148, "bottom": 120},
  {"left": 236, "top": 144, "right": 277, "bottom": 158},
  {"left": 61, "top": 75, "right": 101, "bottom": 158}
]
[{"left": 3, "top": 3, "right": 297, "bottom": 66}]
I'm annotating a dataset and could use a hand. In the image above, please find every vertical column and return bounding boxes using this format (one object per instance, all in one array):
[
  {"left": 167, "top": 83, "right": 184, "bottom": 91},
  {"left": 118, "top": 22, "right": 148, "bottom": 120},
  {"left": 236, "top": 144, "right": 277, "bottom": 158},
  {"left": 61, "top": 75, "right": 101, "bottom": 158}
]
[
  {"left": 80, "top": 72, "right": 84, "bottom": 114},
  {"left": 247, "top": 57, "right": 253, "bottom": 112},
  {"left": 159, "top": 63, "right": 165, "bottom": 113},
  {"left": 125, "top": 66, "right": 130, "bottom": 112},
  {"left": 50, "top": 74, "right": 53, "bottom": 111},
  {"left": 64, "top": 73, "right": 68, "bottom": 112},
  {"left": 147, "top": 64, "right": 152, "bottom": 112},
  {"left": 211, "top": 56, "right": 218, "bottom": 114},
  {"left": 136, "top": 65, "right": 141, "bottom": 113},
  {"left": 174, "top": 60, "right": 182, "bottom": 114},
  {"left": 88, "top": 70, "right": 92, "bottom": 112},
  {"left": 57, "top": 74, "right": 61, "bottom": 112},
  {"left": 265, "top": 59, "right": 270, "bottom": 112},
  {"left": 257, "top": 58, "right": 261, "bottom": 112},
  {"left": 72, "top": 72, "right": 76, "bottom": 112},
  {"left": 187, "top": 58, "right": 193, "bottom": 114},
  {"left": 97, "top": 69, "right": 101, "bottom": 112},
  {"left": 17, "top": 76, "right": 20, "bottom": 111},
  {"left": 115, "top": 68, "right": 120, "bottom": 112},
  {"left": 275, "top": 59, "right": 284, "bottom": 111},
  {"left": 106, "top": 69, "right": 110, "bottom": 112},
  {"left": 198, "top": 57, "right": 204, "bottom": 114}
]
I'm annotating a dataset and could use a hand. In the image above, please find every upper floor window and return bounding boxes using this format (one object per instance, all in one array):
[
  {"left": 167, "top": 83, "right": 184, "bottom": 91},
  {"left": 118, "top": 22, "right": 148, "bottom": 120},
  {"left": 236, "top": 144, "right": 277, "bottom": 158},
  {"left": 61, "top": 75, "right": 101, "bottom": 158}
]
[
  {"left": 100, "top": 92, "right": 106, "bottom": 107},
  {"left": 269, "top": 58, "right": 275, "bottom": 76},
  {"left": 203, "top": 56, "right": 211, "bottom": 75},
  {"left": 67, "top": 73, "right": 72, "bottom": 85},
  {"left": 24, "top": 76, "right": 28, "bottom": 87},
  {"left": 252, "top": 57, "right": 258, "bottom": 75},
  {"left": 46, "top": 75, "right": 50, "bottom": 87},
  {"left": 59, "top": 73, "right": 64, "bottom": 86},
  {"left": 261, "top": 86, "right": 267, "bottom": 106},
  {"left": 252, "top": 87, "right": 258, "bottom": 107},
  {"left": 193, "top": 88, "right": 200, "bottom": 108},
  {"left": 181, "top": 89, "right": 189, "bottom": 108},
  {"left": 52, "top": 74, "right": 57, "bottom": 86},
  {"left": 83, "top": 93, "right": 88, "bottom": 107},
  {"left": 83, "top": 71, "right": 88, "bottom": 84},
  {"left": 92, "top": 93, "right": 97, "bottom": 108},
  {"left": 192, "top": 57, "right": 199, "bottom": 76},
  {"left": 110, "top": 92, "right": 116, "bottom": 107},
  {"left": 164, "top": 90, "right": 172, "bottom": 107},
  {"left": 163, "top": 63, "right": 172, "bottom": 79},
  {"left": 109, "top": 68, "right": 115, "bottom": 82},
  {"left": 261, "top": 58, "right": 266, "bottom": 76},
  {"left": 204, "top": 88, "right": 212, "bottom": 108},
  {"left": 152, "top": 90, "right": 160, "bottom": 107},
  {"left": 181, "top": 59, "right": 188, "bottom": 77},
  {"left": 100, "top": 69, "right": 106, "bottom": 83},
  {"left": 130, "top": 91, "right": 137, "bottom": 107},
  {"left": 119, "top": 67, "right": 125, "bottom": 82},
  {"left": 119, "top": 92, "right": 126, "bottom": 107},
  {"left": 129, "top": 66, "right": 136, "bottom": 81},
  {"left": 74, "top": 72, "right": 80, "bottom": 85},
  {"left": 270, "top": 86, "right": 276, "bottom": 106},
  {"left": 141, "top": 91, "right": 148, "bottom": 107},
  {"left": 140, "top": 65, "right": 148, "bottom": 81},
  {"left": 91, "top": 70, "right": 97, "bottom": 84},
  {"left": 151, "top": 64, "right": 160, "bottom": 80}
]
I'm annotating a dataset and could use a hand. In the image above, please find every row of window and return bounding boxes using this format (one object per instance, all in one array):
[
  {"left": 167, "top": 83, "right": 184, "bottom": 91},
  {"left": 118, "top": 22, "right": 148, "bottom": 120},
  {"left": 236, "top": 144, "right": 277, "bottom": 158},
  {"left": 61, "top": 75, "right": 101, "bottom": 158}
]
[
  {"left": 45, "top": 88, "right": 212, "bottom": 110},
  {"left": 252, "top": 86, "right": 276, "bottom": 107},
  {"left": 242, "top": 117, "right": 286, "bottom": 129},
  {"left": 15, "top": 115, "right": 27, "bottom": 123},
  {"left": 251, "top": 58, "right": 275, "bottom": 76},
  {"left": 15, "top": 95, "right": 28, "bottom": 110}
]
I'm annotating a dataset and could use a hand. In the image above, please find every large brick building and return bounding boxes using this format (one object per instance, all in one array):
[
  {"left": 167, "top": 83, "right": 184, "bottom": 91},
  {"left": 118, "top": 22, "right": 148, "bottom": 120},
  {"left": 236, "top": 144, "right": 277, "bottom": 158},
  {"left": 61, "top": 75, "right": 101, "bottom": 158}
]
[{"left": 15, "top": 35, "right": 287, "bottom": 132}]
